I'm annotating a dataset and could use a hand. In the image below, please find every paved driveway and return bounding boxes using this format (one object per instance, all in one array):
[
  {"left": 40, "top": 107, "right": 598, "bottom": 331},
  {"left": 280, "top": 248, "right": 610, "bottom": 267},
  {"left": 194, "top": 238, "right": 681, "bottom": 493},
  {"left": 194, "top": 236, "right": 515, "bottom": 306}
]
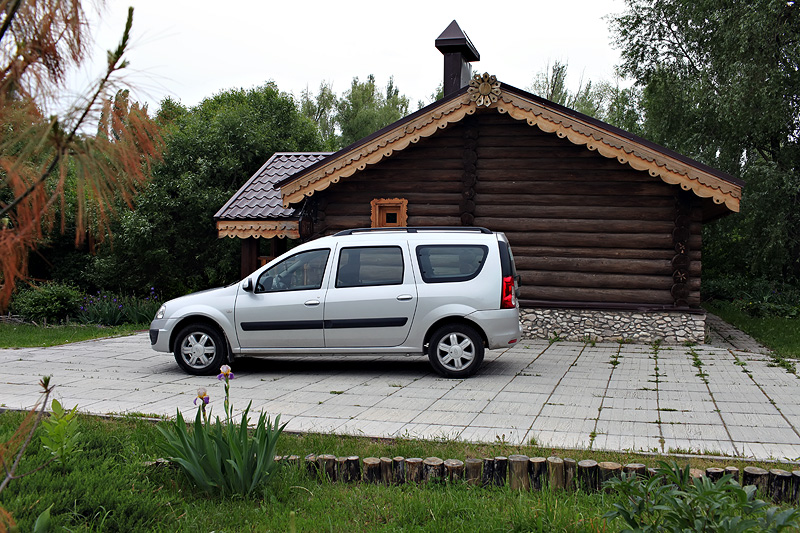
[{"left": 2, "top": 317, "right": 799, "bottom": 462}]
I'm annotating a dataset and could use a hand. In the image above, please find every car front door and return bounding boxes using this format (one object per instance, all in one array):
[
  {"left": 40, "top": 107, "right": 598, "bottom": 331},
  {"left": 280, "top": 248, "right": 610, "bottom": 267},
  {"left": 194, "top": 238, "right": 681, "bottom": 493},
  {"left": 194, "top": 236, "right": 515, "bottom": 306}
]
[
  {"left": 235, "top": 248, "right": 330, "bottom": 349},
  {"left": 323, "top": 245, "right": 417, "bottom": 348}
]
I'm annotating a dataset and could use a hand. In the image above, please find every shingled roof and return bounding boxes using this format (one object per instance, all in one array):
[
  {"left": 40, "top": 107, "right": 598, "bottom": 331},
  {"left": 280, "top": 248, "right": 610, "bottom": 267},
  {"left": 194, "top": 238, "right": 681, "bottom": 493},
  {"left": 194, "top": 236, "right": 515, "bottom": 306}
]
[{"left": 215, "top": 152, "right": 332, "bottom": 239}]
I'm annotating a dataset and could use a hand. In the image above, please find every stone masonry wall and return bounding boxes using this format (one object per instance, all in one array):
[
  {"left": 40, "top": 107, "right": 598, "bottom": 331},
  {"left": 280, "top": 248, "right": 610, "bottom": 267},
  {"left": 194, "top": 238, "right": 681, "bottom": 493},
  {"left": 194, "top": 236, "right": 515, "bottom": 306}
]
[{"left": 520, "top": 308, "right": 706, "bottom": 345}]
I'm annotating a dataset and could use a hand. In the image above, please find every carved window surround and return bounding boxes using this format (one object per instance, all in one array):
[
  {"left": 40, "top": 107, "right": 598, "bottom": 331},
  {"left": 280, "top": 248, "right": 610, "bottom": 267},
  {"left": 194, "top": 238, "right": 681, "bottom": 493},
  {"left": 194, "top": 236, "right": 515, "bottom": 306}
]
[{"left": 370, "top": 198, "right": 408, "bottom": 228}]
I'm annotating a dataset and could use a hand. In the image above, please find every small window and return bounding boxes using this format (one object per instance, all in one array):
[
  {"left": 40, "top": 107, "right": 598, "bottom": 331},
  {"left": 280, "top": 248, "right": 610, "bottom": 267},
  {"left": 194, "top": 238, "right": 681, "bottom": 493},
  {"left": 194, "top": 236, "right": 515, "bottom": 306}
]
[
  {"left": 336, "top": 246, "right": 404, "bottom": 288},
  {"left": 256, "top": 249, "right": 330, "bottom": 292},
  {"left": 416, "top": 245, "right": 488, "bottom": 283},
  {"left": 370, "top": 198, "right": 407, "bottom": 228}
]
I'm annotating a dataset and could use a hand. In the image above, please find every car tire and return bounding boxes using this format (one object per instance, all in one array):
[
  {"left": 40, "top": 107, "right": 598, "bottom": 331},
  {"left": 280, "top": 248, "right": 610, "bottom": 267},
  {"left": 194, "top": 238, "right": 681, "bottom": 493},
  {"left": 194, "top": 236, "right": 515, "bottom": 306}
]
[
  {"left": 428, "top": 324, "right": 484, "bottom": 378},
  {"left": 173, "top": 323, "right": 228, "bottom": 376}
]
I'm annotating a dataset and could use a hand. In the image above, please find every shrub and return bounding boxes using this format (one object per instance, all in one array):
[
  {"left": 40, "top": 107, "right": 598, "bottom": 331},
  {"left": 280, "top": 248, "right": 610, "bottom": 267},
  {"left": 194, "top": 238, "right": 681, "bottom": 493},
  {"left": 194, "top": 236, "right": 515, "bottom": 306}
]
[
  {"left": 77, "top": 288, "right": 161, "bottom": 326},
  {"left": 9, "top": 283, "right": 83, "bottom": 324}
]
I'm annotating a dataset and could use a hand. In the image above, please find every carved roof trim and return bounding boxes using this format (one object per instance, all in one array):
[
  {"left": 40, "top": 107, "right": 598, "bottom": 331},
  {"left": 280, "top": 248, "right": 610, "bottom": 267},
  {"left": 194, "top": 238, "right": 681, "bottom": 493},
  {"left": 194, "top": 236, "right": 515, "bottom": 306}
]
[{"left": 216, "top": 220, "right": 299, "bottom": 240}]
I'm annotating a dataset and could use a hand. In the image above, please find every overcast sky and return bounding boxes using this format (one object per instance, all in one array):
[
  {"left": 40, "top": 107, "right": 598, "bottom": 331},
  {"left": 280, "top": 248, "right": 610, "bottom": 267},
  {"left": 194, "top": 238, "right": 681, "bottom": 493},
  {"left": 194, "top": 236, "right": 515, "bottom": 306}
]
[{"left": 74, "top": 0, "right": 628, "bottom": 113}]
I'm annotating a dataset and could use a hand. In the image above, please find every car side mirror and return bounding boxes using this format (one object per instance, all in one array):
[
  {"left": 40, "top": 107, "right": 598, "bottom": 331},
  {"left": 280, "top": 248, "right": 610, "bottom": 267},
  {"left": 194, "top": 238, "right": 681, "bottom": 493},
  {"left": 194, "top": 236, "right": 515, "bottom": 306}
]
[{"left": 242, "top": 278, "right": 253, "bottom": 292}]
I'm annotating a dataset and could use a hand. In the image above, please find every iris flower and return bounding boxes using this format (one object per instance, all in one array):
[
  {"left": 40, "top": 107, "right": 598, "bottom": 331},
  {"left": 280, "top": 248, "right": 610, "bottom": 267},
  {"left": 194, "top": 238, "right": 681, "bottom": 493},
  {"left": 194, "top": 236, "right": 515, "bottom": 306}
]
[
  {"left": 194, "top": 387, "right": 209, "bottom": 405},
  {"left": 218, "top": 365, "right": 234, "bottom": 380}
]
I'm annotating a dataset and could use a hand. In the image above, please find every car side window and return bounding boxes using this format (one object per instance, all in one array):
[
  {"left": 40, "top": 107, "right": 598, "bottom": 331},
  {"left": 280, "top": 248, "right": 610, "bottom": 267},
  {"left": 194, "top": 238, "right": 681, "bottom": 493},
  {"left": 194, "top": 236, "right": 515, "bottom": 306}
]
[
  {"left": 335, "top": 246, "right": 404, "bottom": 288},
  {"left": 256, "top": 249, "right": 330, "bottom": 293},
  {"left": 416, "top": 245, "right": 488, "bottom": 283}
]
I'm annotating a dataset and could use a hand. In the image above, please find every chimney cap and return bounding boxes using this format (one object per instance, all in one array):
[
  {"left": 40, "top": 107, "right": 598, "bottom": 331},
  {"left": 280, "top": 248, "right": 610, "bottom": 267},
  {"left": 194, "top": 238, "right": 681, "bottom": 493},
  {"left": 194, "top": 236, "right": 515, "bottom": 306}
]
[{"left": 435, "top": 20, "right": 480, "bottom": 62}]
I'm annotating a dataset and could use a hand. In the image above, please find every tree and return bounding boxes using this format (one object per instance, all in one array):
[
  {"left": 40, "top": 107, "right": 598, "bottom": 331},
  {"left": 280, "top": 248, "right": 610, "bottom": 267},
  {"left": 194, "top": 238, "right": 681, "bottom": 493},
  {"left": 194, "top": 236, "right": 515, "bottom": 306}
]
[
  {"left": 611, "top": 0, "right": 800, "bottom": 285},
  {"left": 335, "top": 75, "right": 410, "bottom": 148},
  {"left": 0, "top": 1, "right": 162, "bottom": 309},
  {"left": 300, "top": 82, "right": 338, "bottom": 150},
  {"left": 82, "top": 83, "right": 323, "bottom": 297}
]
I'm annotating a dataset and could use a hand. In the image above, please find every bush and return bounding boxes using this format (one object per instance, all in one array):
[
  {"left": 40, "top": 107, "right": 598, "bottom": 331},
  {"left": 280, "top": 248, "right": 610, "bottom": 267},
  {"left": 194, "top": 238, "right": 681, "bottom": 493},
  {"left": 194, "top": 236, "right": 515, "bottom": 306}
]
[
  {"left": 702, "top": 275, "right": 800, "bottom": 319},
  {"left": 9, "top": 283, "right": 83, "bottom": 324},
  {"left": 77, "top": 288, "right": 161, "bottom": 326}
]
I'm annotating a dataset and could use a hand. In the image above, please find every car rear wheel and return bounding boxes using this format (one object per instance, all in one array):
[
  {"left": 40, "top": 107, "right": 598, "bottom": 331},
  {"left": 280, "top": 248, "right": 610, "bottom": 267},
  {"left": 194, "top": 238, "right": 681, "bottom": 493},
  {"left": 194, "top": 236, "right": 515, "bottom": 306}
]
[
  {"left": 173, "top": 324, "right": 228, "bottom": 375},
  {"left": 428, "top": 324, "right": 484, "bottom": 378}
]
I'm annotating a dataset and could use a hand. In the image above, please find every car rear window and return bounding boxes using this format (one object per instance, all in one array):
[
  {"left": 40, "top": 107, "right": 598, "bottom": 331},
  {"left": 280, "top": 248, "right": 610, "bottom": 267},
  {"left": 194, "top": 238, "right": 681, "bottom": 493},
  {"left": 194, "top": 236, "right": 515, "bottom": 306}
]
[
  {"left": 416, "top": 245, "right": 488, "bottom": 283},
  {"left": 336, "top": 246, "right": 404, "bottom": 288}
]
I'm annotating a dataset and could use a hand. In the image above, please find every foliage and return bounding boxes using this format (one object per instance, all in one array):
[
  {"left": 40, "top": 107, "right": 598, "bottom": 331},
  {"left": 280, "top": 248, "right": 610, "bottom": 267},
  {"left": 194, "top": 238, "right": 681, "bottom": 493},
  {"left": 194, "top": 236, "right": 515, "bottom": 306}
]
[
  {"left": 0, "top": 323, "right": 143, "bottom": 348},
  {"left": 8, "top": 282, "right": 82, "bottom": 324},
  {"left": 704, "top": 300, "right": 800, "bottom": 360},
  {"left": 157, "top": 368, "right": 287, "bottom": 496},
  {"left": 78, "top": 84, "right": 322, "bottom": 298},
  {"left": 703, "top": 275, "right": 800, "bottom": 319},
  {"left": 0, "top": 3, "right": 163, "bottom": 310},
  {"left": 77, "top": 289, "right": 159, "bottom": 326},
  {"left": 605, "top": 462, "right": 800, "bottom": 532},
  {"left": 610, "top": 0, "right": 800, "bottom": 285},
  {"left": 39, "top": 400, "right": 81, "bottom": 466}
]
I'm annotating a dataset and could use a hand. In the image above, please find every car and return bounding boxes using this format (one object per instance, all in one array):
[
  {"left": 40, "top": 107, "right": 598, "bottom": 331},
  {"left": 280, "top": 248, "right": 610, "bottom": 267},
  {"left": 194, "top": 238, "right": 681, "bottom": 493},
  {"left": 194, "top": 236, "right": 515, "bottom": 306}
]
[{"left": 149, "top": 227, "right": 522, "bottom": 378}]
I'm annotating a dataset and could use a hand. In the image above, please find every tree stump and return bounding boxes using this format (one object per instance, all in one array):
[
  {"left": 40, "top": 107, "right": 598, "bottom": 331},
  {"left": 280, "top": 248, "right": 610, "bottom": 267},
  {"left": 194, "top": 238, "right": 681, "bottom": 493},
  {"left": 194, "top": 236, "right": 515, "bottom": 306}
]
[
  {"left": 423, "top": 457, "right": 444, "bottom": 482},
  {"left": 564, "top": 458, "right": 577, "bottom": 490},
  {"left": 305, "top": 454, "right": 317, "bottom": 475},
  {"left": 689, "top": 468, "right": 704, "bottom": 480},
  {"left": 493, "top": 456, "right": 508, "bottom": 487},
  {"left": 743, "top": 466, "right": 769, "bottom": 495},
  {"left": 792, "top": 471, "right": 800, "bottom": 503},
  {"left": 482, "top": 458, "right": 495, "bottom": 487},
  {"left": 465, "top": 458, "right": 482, "bottom": 486},
  {"left": 529, "top": 457, "right": 547, "bottom": 490},
  {"left": 705, "top": 467, "right": 725, "bottom": 481},
  {"left": 345, "top": 456, "right": 361, "bottom": 483},
  {"left": 769, "top": 469, "right": 792, "bottom": 503},
  {"left": 577, "top": 460, "right": 599, "bottom": 492},
  {"left": 317, "top": 454, "right": 337, "bottom": 481},
  {"left": 287, "top": 455, "right": 300, "bottom": 467},
  {"left": 624, "top": 463, "right": 647, "bottom": 479},
  {"left": 363, "top": 457, "right": 381, "bottom": 483},
  {"left": 444, "top": 459, "right": 464, "bottom": 482},
  {"left": 392, "top": 456, "right": 406, "bottom": 484},
  {"left": 406, "top": 457, "right": 423, "bottom": 483},
  {"left": 509, "top": 455, "right": 530, "bottom": 491},
  {"left": 598, "top": 461, "right": 622, "bottom": 490},
  {"left": 547, "top": 456, "right": 565, "bottom": 490},
  {"left": 380, "top": 457, "right": 392, "bottom": 485},
  {"left": 725, "top": 466, "right": 740, "bottom": 482}
]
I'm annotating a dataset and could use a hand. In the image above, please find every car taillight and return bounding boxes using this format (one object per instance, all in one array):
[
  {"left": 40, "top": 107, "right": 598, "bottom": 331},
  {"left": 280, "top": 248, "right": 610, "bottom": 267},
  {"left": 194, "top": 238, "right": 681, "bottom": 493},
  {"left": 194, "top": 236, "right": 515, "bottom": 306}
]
[{"left": 501, "top": 276, "right": 516, "bottom": 309}]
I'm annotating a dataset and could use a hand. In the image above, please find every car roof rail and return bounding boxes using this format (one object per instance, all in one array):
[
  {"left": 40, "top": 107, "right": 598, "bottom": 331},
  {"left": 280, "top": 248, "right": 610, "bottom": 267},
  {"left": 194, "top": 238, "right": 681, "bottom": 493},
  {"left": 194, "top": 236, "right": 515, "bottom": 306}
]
[{"left": 334, "top": 226, "right": 493, "bottom": 236}]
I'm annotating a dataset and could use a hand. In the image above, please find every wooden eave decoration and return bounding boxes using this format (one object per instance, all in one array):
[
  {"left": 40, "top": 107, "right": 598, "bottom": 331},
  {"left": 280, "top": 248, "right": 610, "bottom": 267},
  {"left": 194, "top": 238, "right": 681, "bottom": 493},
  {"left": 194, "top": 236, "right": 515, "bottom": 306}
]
[
  {"left": 280, "top": 75, "right": 741, "bottom": 213},
  {"left": 216, "top": 220, "right": 299, "bottom": 239}
]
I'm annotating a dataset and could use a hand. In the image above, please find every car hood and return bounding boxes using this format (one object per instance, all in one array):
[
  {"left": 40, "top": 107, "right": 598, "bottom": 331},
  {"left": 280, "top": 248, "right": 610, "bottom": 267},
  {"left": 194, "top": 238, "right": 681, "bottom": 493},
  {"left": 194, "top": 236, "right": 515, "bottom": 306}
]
[{"left": 163, "top": 284, "right": 239, "bottom": 316}]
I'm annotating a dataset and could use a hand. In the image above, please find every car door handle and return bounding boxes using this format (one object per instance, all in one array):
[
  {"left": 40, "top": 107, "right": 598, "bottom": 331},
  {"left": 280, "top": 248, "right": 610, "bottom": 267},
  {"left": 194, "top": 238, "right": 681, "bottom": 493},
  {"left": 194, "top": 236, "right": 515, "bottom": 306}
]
[
  {"left": 396, "top": 294, "right": 413, "bottom": 301},
  {"left": 304, "top": 299, "right": 320, "bottom": 306}
]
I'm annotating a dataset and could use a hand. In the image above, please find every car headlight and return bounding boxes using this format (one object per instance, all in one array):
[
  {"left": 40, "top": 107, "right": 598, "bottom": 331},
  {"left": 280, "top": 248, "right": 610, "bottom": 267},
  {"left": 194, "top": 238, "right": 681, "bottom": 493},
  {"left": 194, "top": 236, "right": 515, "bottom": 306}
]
[{"left": 155, "top": 304, "right": 166, "bottom": 320}]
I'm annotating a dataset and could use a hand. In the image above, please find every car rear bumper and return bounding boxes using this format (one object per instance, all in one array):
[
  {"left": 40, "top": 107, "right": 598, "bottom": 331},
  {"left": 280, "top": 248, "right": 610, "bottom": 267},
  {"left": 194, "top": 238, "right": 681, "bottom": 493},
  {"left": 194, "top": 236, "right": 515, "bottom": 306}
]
[{"left": 467, "top": 308, "right": 522, "bottom": 349}]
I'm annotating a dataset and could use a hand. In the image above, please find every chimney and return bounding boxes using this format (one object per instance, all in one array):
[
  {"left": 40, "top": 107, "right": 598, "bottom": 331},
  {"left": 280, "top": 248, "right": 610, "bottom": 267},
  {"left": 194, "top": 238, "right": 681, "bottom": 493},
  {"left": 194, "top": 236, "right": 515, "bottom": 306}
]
[{"left": 435, "top": 20, "right": 480, "bottom": 98}]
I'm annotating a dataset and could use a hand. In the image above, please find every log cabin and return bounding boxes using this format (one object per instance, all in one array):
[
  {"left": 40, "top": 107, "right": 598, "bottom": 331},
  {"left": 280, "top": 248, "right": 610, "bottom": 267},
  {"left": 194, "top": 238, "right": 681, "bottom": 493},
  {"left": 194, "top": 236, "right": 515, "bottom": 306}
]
[{"left": 215, "top": 21, "right": 743, "bottom": 344}]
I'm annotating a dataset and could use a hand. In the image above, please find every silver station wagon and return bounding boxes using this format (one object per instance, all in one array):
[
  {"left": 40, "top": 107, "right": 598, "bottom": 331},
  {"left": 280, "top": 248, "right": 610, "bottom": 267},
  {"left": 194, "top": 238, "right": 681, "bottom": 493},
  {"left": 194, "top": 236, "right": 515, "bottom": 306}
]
[{"left": 150, "top": 227, "right": 522, "bottom": 378}]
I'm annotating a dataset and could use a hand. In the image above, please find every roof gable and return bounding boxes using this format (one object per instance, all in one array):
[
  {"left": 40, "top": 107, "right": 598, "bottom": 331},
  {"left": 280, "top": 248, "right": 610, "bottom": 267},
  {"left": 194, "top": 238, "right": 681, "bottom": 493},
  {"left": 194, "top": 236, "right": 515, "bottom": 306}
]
[{"left": 279, "top": 79, "right": 742, "bottom": 213}]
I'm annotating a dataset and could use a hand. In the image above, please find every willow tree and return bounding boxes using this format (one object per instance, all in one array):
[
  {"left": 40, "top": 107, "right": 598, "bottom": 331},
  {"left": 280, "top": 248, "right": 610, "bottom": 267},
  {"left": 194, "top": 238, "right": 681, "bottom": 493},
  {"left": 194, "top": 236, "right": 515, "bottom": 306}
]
[{"left": 0, "top": 0, "right": 162, "bottom": 309}]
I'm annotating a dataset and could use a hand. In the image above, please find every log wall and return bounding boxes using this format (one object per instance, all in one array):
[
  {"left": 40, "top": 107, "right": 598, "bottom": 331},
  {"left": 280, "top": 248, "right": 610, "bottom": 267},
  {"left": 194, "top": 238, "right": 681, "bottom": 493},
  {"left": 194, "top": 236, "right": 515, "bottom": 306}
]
[{"left": 310, "top": 110, "right": 702, "bottom": 310}]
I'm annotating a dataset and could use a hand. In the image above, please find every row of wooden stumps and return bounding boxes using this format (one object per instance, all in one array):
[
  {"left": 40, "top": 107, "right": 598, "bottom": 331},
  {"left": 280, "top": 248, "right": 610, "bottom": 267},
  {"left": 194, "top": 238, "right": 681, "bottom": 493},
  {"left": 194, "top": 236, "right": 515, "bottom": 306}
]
[{"left": 273, "top": 454, "right": 800, "bottom": 503}]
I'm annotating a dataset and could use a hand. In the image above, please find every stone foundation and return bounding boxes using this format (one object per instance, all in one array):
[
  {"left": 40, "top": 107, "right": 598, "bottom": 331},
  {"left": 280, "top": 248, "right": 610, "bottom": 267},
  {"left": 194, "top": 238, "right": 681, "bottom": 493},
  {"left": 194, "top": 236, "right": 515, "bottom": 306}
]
[{"left": 520, "top": 308, "right": 706, "bottom": 345}]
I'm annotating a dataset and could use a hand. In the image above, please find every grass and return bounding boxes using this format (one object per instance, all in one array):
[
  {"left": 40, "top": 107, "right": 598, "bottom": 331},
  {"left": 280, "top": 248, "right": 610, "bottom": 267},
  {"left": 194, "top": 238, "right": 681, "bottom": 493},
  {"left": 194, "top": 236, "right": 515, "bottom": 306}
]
[
  {"left": 705, "top": 301, "right": 800, "bottom": 359},
  {"left": 1, "top": 412, "right": 797, "bottom": 532},
  {"left": 0, "top": 322, "right": 145, "bottom": 348}
]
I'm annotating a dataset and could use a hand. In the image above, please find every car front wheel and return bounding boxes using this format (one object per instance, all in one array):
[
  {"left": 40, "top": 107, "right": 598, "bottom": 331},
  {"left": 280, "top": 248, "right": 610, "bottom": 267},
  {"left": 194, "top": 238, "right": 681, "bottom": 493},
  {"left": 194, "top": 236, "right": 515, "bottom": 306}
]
[
  {"left": 173, "top": 324, "right": 228, "bottom": 375},
  {"left": 428, "top": 324, "right": 484, "bottom": 378}
]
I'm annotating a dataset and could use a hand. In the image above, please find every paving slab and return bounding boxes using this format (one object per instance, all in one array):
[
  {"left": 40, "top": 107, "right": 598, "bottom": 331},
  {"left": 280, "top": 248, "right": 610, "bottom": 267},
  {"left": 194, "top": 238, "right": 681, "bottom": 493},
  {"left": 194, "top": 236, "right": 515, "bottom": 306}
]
[{"left": 1, "top": 318, "right": 799, "bottom": 462}]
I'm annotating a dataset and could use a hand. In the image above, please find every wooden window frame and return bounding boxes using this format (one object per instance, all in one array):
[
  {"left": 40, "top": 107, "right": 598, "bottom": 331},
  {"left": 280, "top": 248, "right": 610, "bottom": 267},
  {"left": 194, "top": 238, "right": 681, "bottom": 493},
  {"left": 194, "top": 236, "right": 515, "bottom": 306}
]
[{"left": 370, "top": 198, "right": 408, "bottom": 228}]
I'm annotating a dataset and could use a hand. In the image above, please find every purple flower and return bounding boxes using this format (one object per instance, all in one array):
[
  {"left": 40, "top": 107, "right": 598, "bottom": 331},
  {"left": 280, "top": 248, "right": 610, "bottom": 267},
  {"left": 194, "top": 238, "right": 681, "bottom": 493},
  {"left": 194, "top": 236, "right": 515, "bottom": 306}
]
[
  {"left": 194, "top": 387, "right": 209, "bottom": 405},
  {"left": 217, "top": 365, "right": 234, "bottom": 380}
]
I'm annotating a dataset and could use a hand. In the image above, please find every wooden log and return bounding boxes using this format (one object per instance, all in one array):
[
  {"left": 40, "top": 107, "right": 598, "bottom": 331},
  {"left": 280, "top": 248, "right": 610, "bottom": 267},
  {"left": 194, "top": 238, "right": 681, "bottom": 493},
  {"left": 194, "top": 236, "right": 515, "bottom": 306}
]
[
  {"left": 392, "top": 456, "right": 406, "bottom": 485},
  {"left": 493, "top": 456, "right": 508, "bottom": 487},
  {"left": 510, "top": 245, "right": 699, "bottom": 261},
  {"left": 647, "top": 468, "right": 658, "bottom": 478},
  {"left": 690, "top": 468, "right": 704, "bottom": 480},
  {"left": 520, "top": 285, "right": 673, "bottom": 306},
  {"left": 465, "top": 458, "right": 482, "bottom": 486},
  {"left": 363, "top": 457, "right": 381, "bottom": 484},
  {"left": 624, "top": 463, "right": 647, "bottom": 479},
  {"left": 482, "top": 458, "right": 495, "bottom": 487},
  {"left": 769, "top": 469, "right": 792, "bottom": 503},
  {"left": 304, "top": 454, "right": 317, "bottom": 475},
  {"left": 503, "top": 230, "right": 700, "bottom": 250},
  {"left": 529, "top": 271, "right": 673, "bottom": 291},
  {"left": 406, "top": 458, "right": 423, "bottom": 484},
  {"left": 516, "top": 256, "right": 672, "bottom": 275},
  {"left": 475, "top": 192, "right": 676, "bottom": 208},
  {"left": 577, "top": 460, "right": 599, "bottom": 492},
  {"left": 509, "top": 455, "right": 531, "bottom": 491},
  {"left": 345, "top": 456, "right": 361, "bottom": 483},
  {"left": 423, "top": 457, "right": 445, "bottom": 483},
  {"left": 444, "top": 459, "right": 464, "bottom": 482},
  {"left": 473, "top": 178, "right": 671, "bottom": 196},
  {"left": 286, "top": 455, "right": 300, "bottom": 467},
  {"left": 598, "top": 462, "right": 622, "bottom": 490},
  {"left": 792, "top": 471, "right": 800, "bottom": 503},
  {"left": 548, "top": 456, "right": 565, "bottom": 490},
  {"left": 380, "top": 457, "right": 392, "bottom": 485},
  {"left": 724, "top": 466, "right": 740, "bottom": 482},
  {"left": 336, "top": 456, "right": 347, "bottom": 482},
  {"left": 743, "top": 466, "right": 769, "bottom": 495},
  {"left": 529, "top": 457, "right": 548, "bottom": 490},
  {"left": 473, "top": 204, "right": 676, "bottom": 221},
  {"left": 317, "top": 454, "right": 336, "bottom": 481},
  {"left": 564, "top": 458, "right": 577, "bottom": 491},
  {"left": 705, "top": 467, "right": 725, "bottom": 481},
  {"left": 475, "top": 216, "right": 674, "bottom": 235}
]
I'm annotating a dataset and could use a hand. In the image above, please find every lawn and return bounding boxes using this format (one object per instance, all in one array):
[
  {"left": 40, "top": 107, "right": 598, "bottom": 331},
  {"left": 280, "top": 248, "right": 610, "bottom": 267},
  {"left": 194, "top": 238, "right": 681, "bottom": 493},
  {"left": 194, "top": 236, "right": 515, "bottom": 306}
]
[
  {"left": 0, "top": 322, "right": 145, "bottom": 348},
  {"left": 705, "top": 301, "right": 800, "bottom": 359}
]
